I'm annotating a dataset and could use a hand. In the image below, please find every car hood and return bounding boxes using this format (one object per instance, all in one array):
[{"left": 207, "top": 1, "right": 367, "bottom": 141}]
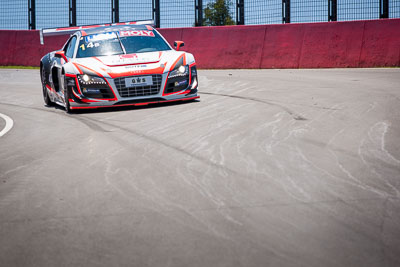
[
  {"left": 71, "top": 50, "right": 187, "bottom": 79},
  {"left": 93, "top": 52, "right": 162, "bottom": 66}
]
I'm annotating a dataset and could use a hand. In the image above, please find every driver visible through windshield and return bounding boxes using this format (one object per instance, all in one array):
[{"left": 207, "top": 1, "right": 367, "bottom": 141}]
[{"left": 76, "top": 30, "right": 171, "bottom": 58}]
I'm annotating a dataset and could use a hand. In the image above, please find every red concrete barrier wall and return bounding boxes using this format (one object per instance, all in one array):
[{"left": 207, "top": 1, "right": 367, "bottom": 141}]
[
  {"left": 181, "top": 25, "right": 265, "bottom": 69},
  {"left": 0, "top": 19, "right": 399, "bottom": 68},
  {"left": 0, "top": 31, "right": 17, "bottom": 66},
  {"left": 162, "top": 19, "right": 400, "bottom": 69},
  {"left": 260, "top": 23, "right": 306, "bottom": 69},
  {"left": 298, "top": 21, "right": 365, "bottom": 68},
  {"left": 359, "top": 19, "right": 400, "bottom": 67},
  {"left": 0, "top": 30, "right": 69, "bottom": 66}
]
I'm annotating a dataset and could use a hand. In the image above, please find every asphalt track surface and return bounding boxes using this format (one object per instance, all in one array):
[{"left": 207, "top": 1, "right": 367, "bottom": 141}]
[{"left": 1, "top": 68, "right": 400, "bottom": 267}]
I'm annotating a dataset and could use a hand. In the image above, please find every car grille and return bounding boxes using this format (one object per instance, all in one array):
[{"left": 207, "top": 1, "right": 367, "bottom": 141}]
[{"left": 114, "top": 74, "right": 162, "bottom": 98}]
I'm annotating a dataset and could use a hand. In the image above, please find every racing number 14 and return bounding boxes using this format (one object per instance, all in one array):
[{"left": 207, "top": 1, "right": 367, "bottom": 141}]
[{"left": 80, "top": 42, "right": 99, "bottom": 50}]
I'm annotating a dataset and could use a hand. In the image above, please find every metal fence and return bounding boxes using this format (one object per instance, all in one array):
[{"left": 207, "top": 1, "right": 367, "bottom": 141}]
[{"left": 0, "top": 0, "right": 399, "bottom": 30}]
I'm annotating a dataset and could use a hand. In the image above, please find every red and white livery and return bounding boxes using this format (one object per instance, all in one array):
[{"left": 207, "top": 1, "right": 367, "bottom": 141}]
[{"left": 40, "top": 21, "right": 199, "bottom": 112}]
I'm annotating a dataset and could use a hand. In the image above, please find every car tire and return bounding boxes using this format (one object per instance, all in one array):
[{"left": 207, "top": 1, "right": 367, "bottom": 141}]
[
  {"left": 41, "top": 67, "right": 52, "bottom": 106},
  {"left": 63, "top": 75, "right": 72, "bottom": 114}
]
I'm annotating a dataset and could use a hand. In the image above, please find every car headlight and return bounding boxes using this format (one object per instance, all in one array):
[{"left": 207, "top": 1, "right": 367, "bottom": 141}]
[
  {"left": 77, "top": 74, "right": 107, "bottom": 86},
  {"left": 168, "top": 65, "right": 189, "bottom": 78}
]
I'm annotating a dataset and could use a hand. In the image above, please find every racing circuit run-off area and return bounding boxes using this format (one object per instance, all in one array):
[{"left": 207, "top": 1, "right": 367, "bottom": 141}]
[
  {"left": 0, "top": 68, "right": 400, "bottom": 267},
  {"left": 1, "top": 1, "right": 400, "bottom": 266}
]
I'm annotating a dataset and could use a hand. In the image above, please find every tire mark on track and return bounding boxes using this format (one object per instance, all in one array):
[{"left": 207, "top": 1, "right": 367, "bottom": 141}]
[
  {"left": 0, "top": 101, "right": 246, "bottom": 179},
  {"left": 71, "top": 116, "right": 112, "bottom": 133},
  {"left": 200, "top": 91, "right": 307, "bottom": 120},
  {"left": 78, "top": 115, "right": 247, "bottom": 179},
  {"left": 200, "top": 91, "right": 339, "bottom": 120},
  {"left": 0, "top": 102, "right": 109, "bottom": 133},
  {"left": 0, "top": 102, "right": 64, "bottom": 114}
]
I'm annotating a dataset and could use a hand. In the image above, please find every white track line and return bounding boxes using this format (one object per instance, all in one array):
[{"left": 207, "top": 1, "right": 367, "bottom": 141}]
[{"left": 0, "top": 113, "right": 14, "bottom": 137}]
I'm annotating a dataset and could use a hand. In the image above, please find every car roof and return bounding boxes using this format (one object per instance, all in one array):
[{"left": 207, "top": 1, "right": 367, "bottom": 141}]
[{"left": 81, "top": 24, "right": 150, "bottom": 35}]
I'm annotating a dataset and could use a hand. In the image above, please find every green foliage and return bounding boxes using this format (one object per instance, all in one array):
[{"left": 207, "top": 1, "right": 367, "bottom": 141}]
[
  {"left": 0, "top": 65, "right": 39, "bottom": 69},
  {"left": 203, "top": 0, "right": 235, "bottom": 26}
]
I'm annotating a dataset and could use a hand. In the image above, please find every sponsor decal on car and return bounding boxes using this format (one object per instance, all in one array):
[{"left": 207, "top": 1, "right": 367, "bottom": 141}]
[
  {"left": 119, "top": 30, "right": 155, "bottom": 37},
  {"left": 107, "top": 54, "right": 158, "bottom": 65},
  {"left": 125, "top": 76, "right": 153, "bottom": 87},
  {"left": 85, "top": 32, "right": 117, "bottom": 42},
  {"left": 125, "top": 64, "right": 148, "bottom": 69}
]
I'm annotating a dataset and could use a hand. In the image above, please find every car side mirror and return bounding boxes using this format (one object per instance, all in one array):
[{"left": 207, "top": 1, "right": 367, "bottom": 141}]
[
  {"left": 55, "top": 51, "right": 67, "bottom": 61},
  {"left": 174, "top": 41, "right": 185, "bottom": 51}
]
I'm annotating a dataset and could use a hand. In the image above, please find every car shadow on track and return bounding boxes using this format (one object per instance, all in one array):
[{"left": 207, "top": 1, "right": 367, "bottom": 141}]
[{"left": 44, "top": 99, "right": 200, "bottom": 115}]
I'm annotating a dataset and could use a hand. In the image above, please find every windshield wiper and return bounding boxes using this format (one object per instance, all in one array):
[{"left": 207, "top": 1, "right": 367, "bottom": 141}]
[{"left": 116, "top": 33, "right": 126, "bottom": 54}]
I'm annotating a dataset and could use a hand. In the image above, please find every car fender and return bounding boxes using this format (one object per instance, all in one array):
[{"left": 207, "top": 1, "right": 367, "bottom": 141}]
[
  {"left": 40, "top": 53, "right": 52, "bottom": 84},
  {"left": 62, "top": 62, "right": 76, "bottom": 75},
  {"left": 185, "top": 52, "right": 195, "bottom": 66}
]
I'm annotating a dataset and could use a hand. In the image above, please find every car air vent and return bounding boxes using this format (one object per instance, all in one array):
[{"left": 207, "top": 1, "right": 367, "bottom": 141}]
[{"left": 114, "top": 74, "right": 162, "bottom": 98}]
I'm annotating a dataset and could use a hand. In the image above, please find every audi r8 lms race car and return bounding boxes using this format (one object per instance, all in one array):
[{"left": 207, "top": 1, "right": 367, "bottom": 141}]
[{"left": 40, "top": 20, "right": 199, "bottom": 112}]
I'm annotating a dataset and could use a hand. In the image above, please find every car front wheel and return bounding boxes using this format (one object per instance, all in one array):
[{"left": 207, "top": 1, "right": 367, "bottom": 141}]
[
  {"left": 63, "top": 75, "right": 72, "bottom": 113},
  {"left": 41, "top": 67, "right": 52, "bottom": 106}
]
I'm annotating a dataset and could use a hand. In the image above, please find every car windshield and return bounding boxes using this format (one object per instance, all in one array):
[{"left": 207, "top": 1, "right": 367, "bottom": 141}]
[{"left": 76, "top": 30, "right": 171, "bottom": 58}]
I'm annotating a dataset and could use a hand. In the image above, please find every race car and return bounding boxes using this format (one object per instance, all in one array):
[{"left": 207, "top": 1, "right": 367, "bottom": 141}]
[{"left": 39, "top": 20, "right": 199, "bottom": 112}]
